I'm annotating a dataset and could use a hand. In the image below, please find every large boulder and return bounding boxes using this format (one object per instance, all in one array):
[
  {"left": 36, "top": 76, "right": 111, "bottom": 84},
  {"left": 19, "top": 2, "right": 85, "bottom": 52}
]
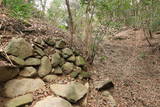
[
  {"left": 51, "top": 53, "right": 61, "bottom": 67},
  {"left": 38, "top": 56, "right": 52, "bottom": 77},
  {"left": 25, "top": 58, "right": 41, "bottom": 66},
  {"left": 50, "top": 82, "right": 88, "bottom": 103},
  {"left": 62, "top": 62, "right": 74, "bottom": 74},
  {"left": 5, "top": 94, "right": 33, "bottom": 107},
  {"left": 0, "top": 65, "right": 19, "bottom": 82},
  {"left": 33, "top": 96, "right": 72, "bottom": 107},
  {"left": 4, "top": 38, "right": 33, "bottom": 59},
  {"left": 4, "top": 78, "right": 45, "bottom": 98},
  {"left": 19, "top": 67, "right": 37, "bottom": 77}
]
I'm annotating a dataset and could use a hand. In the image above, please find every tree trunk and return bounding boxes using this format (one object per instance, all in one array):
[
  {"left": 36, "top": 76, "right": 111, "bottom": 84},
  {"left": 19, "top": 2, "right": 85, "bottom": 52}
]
[
  {"left": 40, "top": 0, "right": 47, "bottom": 12},
  {"left": 65, "top": 0, "right": 74, "bottom": 45}
]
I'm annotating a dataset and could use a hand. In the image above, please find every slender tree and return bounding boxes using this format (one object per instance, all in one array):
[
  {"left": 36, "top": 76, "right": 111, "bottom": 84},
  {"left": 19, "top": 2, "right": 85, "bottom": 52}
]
[
  {"left": 65, "top": 0, "right": 74, "bottom": 45},
  {"left": 39, "top": 0, "right": 47, "bottom": 12}
]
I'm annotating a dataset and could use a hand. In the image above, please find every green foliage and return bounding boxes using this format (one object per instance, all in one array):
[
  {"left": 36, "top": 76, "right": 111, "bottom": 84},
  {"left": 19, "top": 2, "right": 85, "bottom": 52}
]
[
  {"left": 4, "top": 0, "right": 33, "bottom": 19},
  {"left": 95, "top": 0, "right": 160, "bottom": 31},
  {"left": 58, "top": 25, "right": 68, "bottom": 30}
]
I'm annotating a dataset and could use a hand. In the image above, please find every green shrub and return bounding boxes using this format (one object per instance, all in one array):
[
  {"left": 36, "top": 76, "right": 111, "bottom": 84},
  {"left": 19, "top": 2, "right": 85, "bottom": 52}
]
[{"left": 4, "top": 0, "right": 33, "bottom": 19}]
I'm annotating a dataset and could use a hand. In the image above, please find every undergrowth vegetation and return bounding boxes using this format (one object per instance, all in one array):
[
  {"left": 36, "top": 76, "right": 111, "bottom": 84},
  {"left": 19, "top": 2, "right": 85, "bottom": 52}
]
[{"left": 3, "top": 0, "right": 34, "bottom": 19}]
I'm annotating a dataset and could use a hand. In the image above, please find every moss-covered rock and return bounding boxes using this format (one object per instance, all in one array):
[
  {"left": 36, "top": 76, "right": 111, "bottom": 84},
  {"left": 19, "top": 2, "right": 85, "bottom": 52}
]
[
  {"left": 75, "top": 56, "right": 86, "bottom": 66},
  {"left": 50, "top": 82, "right": 88, "bottom": 103},
  {"left": 9, "top": 55, "right": 25, "bottom": 66},
  {"left": 19, "top": 67, "right": 37, "bottom": 77},
  {"left": 62, "top": 48, "right": 73, "bottom": 58},
  {"left": 62, "top": 62, "right": 74, "bottom": 74},
  {"left": 5, "top": 94, "right": 33, "bottom": 107},
  {"left": 5, "top": 38, "right": 33, "bottom": 59},
  {"left": 51, "top": 53, "right": 61, "bottom": 67},
  {"left": 43, "top": 75, "right": 58, "bottom": 82},
  {"left": 34, "top": 46, "right": 45, "bottom": 56},
  {"left": 55, "top": 40, "right": 66, "bottom": 49},
  {"left": 52, "top": 67, "right": 63, "bottom": 75},
  {"left": 67, "top": 55, "right": 76, "bottom": 62},
  {"left": 70, "top": 71, "right": 80, "bottom": 78},
  {"left": 79, "top": 72, "right": 91, "bottom": 79},
  {"left": 38, "top": 56, "right": 52, "bottom": 77},
  {"left": 44, "top": 38, "right": 56, "bottom": 46},
  {"left": 25, "top": 58, "right": 41, "bottom": 66}
]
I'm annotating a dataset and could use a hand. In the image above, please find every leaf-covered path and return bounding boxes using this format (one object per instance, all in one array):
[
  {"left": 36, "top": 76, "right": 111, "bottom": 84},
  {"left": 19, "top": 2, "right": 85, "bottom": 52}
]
[{"left": 92, "top": 29, "right": 160, "bottom": 107}]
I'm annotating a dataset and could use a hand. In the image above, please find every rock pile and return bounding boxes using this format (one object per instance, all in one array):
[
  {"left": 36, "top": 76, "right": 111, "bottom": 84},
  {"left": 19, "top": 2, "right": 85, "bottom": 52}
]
[
  {"left": 1, "top": 37, "right": 90, "bottom": 82},
  {"left": 0, "top": 37, "right": 91, "bottom": 107}
]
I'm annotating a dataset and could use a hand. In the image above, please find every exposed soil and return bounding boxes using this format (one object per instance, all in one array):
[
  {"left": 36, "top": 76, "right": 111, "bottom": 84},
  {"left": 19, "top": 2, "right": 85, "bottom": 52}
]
[{"left": 88, "top": 29, "right": 160, "bottom": 107}]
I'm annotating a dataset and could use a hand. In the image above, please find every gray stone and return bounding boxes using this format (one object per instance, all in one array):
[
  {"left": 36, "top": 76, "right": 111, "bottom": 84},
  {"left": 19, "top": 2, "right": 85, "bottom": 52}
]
[
  {"left": 34, "top": 37, "right": 46, "bottom": 46},
  {"left": 25, "top": 58, "right": 41, "bottom": 66},
  {"left": 62, "top": 62, "right": 74, "bottom": 74},
  {"left": 44, "top": 47, "right": 55, "bottom": 56},
  {"left": 51, "top": 53, "right": 61, "bottom": 67},
  {"left": 43, "top": 75, "right": 58, "bottom": 82},
  {"left": 45, "top": 38, "right": 56, "bottom": 46},
  {"left": 5, "top": 94, "right": 33, "bottom": 107},
  {"left": 62, "top": 48, "right": 73, "bottom": 58},
  {"left": 55, "top": 40, "right": 66, "bottom": 49},
  {"left": 50, "top": 82, "right": 88, "bottom": 103},
  {"left": 73, "top": 49, "right": 80, "bottom": 56},
  {"left": 67, "top": 55, "right": 76, "bottom": 62},
  {"left": 19, "top": 67, "right": 37, "bottom": 77},
  {"left": 4, "top": 78, "right": 45, "bottom": 98},
  {"left": 94, "top": 78, "right": 114, "bottom": 90},
  {"left": 34, "top": 46, "right": 45, "bottom": 56},
  {"left": 70, "top": 66, "right": 82, "bottom": 78},
  {"left": 59, "top": 58, "right": 65, "bottom": 66},
  {"left": 52, "top": 67, "right": 63, "bottom": 75},
  {"left": 70, "top": 71, "right": 80, "bottom": 78},
  {"left": 5, "top": 38, "right": 33, "bottom": 59},
  {"left": 75, "top": 56, "right": 86, "bottom": 66},
  {"left": 73, "top": 66, "right": 82, "bottom": 72},
  {"left": 34, "top": 38, "right": 43, "bottom": 44},
  {"left": 33, "top": 96, "right": 72, "bottom": 107},
  {"left": 38, "top": 56, "right": 52, "bottom": 77},
  {"left": 34, "top": 43, "right": 45, "bottom": 50},
  {"left": 0, "top": 65, "right": 19, "bottom": 82},
  {"left": 102, "top": 91, "right": 117, "bottom": 107},
  {"left": 9, "top": 55, "right": 25, "bottom": 66}
]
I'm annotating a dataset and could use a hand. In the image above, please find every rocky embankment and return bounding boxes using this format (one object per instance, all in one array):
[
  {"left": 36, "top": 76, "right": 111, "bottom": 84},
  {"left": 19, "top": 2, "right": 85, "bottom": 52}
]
[{"left": 0, "top": 37, "right": 114, "bottom": 107}]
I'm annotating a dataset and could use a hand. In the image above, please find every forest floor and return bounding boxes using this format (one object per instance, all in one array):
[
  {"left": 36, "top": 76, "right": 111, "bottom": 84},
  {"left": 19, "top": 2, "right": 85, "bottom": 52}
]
[
  {"left": 0, "top": 10, "right": 160, "bottom": 106},
  {"left": 89, "top": 29, "right": 160, "bottom": 107}
]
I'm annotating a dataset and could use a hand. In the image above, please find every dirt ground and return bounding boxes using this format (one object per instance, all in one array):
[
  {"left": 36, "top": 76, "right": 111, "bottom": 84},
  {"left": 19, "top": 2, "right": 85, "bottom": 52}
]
[{"left": 88, "top": 29, "right": 160, "bottom": 107}]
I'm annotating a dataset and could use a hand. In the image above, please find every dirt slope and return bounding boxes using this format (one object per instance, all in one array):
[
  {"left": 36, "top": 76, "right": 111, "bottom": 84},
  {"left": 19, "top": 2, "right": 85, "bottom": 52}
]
[{"left": 91, "top": 29, "right": 160, "bottom": 107}]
